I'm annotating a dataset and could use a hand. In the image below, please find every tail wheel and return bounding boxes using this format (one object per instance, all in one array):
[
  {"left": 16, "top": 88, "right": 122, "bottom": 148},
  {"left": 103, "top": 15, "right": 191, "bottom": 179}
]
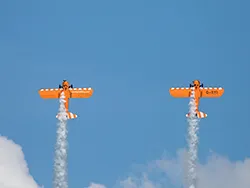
[{"left": 59, "top": 85, "right": 62, "bottom": 88}]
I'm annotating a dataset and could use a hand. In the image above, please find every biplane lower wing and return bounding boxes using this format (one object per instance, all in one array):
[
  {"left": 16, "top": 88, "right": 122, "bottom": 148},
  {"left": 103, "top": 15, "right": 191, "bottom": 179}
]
[
  {"left": 39, "top": 88, "right": 62, "bottom": 99},
  {"left": 169, "top": 87, "right": 191, "bottom": 98},
  {"left": 200, "top": 87, "right": 224, "bottom": 98},
  {"left": 69, "top": 88, "right": 93, "bottom": 98}
]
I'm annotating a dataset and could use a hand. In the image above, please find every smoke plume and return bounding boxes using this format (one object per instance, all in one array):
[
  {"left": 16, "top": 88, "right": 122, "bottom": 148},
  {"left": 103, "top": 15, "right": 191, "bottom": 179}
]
[
  {"left": 186, "top": 88, "right": 200, "bottom": 188},
  {"left": 53, "top": 91, "right": 69, "bottom": 188}
]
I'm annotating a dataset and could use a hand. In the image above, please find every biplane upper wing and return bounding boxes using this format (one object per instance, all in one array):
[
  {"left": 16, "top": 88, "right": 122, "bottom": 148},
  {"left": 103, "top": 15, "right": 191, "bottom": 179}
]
[
  {"left": 169, "top": 87, "right": 191, "bottom": 98},
  {"left": 69, "top": 87, "right": 93, "bottom": 98},
  {"left": 39, "top": 88, "right": 62, "bottom": 99},
  {"left": 200, "top": 87, "right": 224, "bottom": 98}
]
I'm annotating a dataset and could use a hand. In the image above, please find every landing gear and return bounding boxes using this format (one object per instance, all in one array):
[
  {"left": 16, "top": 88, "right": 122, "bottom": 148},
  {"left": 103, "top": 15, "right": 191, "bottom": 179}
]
[
  {"left": 190, "top": 84, "right": 193, "bottom": 87},
  {"left": 59, "top": 84, "right": 62, "bottom": 88},
  {"left": 200, "top": 83, "right": 204, "bottom": 87},
  {"left": 69, "top": 84, "right": 73, "bottom": 88}
]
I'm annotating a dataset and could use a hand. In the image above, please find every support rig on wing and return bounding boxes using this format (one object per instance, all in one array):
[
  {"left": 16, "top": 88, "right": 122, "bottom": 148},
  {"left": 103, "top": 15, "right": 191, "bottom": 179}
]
[
  {"left": 189, "top": 80, "right": 203, "bottom": 88},
  {"left": 59, "top": 80, "right": 73, "bottom": 89}
]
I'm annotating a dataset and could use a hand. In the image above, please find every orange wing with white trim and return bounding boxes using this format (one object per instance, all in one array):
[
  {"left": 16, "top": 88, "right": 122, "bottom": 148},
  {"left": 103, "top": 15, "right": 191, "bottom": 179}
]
[
  {"left": 169, "top": 87, "right": 191, "bottom": 98},
  {"left": 69, "top": 88, "right": 93, "bottom": 98},
  {"left": 39, "top": 88, "right": 62, "bottom": 99},
  {"left": 200, "top": 87, "right": 224, "bottom": 98}
]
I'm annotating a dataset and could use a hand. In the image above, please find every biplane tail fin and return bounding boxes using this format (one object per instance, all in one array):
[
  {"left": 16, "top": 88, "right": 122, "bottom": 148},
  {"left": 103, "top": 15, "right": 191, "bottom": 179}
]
[
  {"left": 56, "top": 112, "right": 78, "bottom": 120},
  {"left": 186, "top": 111, "right": 207, "bottom": 119}
]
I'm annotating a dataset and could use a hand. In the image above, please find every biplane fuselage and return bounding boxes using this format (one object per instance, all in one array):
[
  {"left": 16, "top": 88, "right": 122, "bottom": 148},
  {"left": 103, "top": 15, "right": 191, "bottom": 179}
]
[
  {"left": 38, "top": 80, "right": 93, "bottom": 119},
  {"left": 169, "top": 80, "right": 224, "bottom": 118}
]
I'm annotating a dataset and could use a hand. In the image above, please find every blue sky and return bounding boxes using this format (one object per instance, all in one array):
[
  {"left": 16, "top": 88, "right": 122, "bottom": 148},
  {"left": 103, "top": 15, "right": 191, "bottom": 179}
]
[{"left": 0, "top": 0, "right": 249, "bottom": 187}]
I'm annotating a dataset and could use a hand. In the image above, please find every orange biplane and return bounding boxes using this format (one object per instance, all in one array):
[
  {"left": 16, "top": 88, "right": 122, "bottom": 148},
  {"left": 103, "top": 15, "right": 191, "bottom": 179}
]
[
  {"left": 38, "top": 80, "right": 93, "bottom": 119},
  {"left": 169, "top": 80, "right": 224, "bottom": 118}
]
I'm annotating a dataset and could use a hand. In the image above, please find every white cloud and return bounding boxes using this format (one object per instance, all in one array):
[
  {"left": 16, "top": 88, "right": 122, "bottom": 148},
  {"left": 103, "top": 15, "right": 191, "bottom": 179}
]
[
  {"left": 196, "top": 153, "right": 250, "bottom": 188},
  {"left": 113, "top": 149, "right": 250, "bottom": 188},
  {"left": 0, "top": 136, "right": 41, "bottom": 188},
  {"left": 3, "top": 133, "right": 248, "bottom": 188},
  {"left": 87, "top": 182, "right": 107, "bottom": 188},
  {"left": 119, "top": 175, "right": 157, "bottom": 188}
]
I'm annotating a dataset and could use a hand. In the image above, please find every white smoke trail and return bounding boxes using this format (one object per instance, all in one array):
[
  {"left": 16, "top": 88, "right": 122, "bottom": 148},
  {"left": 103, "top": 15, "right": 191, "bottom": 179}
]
[
  {"left": 186, "top": 88, "right": 200, "bottom": 188},
  {"left": 53, "top": 91, "right": 69, "bottom": 188}
]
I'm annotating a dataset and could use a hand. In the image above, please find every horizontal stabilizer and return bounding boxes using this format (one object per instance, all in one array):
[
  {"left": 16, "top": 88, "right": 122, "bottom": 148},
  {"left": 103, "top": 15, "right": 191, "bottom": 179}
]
[
  {"left": 186, "top": 111, "right": 207, "bottom": 118},
  {"left": 56, "top": 112, "right": 77, "bottom": 119}
]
